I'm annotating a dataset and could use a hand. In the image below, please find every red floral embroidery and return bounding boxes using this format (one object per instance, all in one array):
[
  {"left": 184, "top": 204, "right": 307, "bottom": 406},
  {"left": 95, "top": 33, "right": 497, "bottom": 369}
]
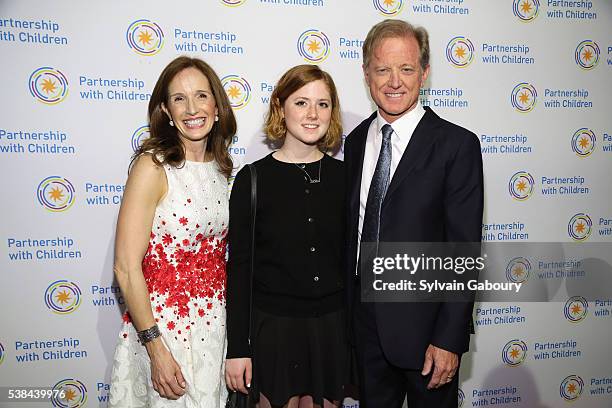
[
  {"left": 162, "top": 234, "right": 173, "bottom": 245},
  {"left": 141, "top": 234, "right": 227, "bottom": 320},
  {"left": 182, "top": 239, "right": 190, "bottom": 247},
  {"left": 167, "top": 321, "right": 176, "bottom": 330},
  {"left": 179, "top": 217, "right": 188, "bottom": 226},
  {"left": 155, "top": 305, "right": 163, "bottom": 313},
  {"left": 123, "top": 312, "right": 131, "bottom": 323},
  {"left": 198, "top": 309, "right": 205, "bottom": 317},
  {"left": 187, "top": 199, "right": 191, "bottom": 203}
]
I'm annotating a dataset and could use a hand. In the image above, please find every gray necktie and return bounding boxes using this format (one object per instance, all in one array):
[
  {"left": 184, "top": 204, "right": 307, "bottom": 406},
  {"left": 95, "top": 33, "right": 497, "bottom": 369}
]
[{"left": 361, "top": 124, "right": 393, "bottom": 246}]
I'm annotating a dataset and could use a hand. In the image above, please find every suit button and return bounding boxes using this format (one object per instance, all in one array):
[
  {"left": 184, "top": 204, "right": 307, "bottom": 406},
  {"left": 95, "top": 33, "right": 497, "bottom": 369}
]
[
  {"left": 305, "top": 188, "right": 310, "bottom": 194},
  {"left": 313, "top": 276, "right": 319, "bottom": 282},
  {"left": 299, "top": 164, "right": 305, "bottom": 169},
  {"left": 308, "top": 217, "right": 314, "bottom": 223},
  {"left": 310, "top": 246, "right": 316, "bottom": 252}
]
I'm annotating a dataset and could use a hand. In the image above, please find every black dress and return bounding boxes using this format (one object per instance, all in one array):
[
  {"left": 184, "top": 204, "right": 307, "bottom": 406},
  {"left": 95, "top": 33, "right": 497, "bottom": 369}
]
[{"left": 226, "top": 153, "right": 349, "bottom": 407}]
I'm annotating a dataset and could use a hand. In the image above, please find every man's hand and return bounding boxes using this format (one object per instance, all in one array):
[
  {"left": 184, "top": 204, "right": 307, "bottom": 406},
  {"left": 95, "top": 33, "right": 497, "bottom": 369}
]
[
  {"left": 421, "top": 344, "right": 458, "bottom": 389},
  {"left": 225, "top": 358, "right": 252, "bottom": 394}
]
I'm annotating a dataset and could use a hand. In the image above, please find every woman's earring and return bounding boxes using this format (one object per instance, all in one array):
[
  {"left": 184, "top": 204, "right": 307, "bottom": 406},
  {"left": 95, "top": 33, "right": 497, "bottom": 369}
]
[
  {"left": 169, "top": 119, "right": 174, "bottom": 127},
  {"left": 215, "top": 115, "right": 219, "bottom": 122}
]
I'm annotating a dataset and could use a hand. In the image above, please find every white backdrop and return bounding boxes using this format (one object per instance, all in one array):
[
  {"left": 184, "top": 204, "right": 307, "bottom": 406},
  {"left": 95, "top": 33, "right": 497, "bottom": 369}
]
[{"left": 1, "top": 1, "right": 611, "bottom": 407}]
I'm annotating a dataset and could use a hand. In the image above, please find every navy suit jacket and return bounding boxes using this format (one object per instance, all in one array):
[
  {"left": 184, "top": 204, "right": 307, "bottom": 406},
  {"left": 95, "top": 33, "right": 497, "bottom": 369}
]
[{"left": 345, "top": 106, "right": 484, "bottom": 369}]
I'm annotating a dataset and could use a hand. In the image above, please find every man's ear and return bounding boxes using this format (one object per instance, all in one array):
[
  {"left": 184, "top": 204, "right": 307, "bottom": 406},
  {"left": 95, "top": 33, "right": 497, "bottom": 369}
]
[
  {"left": 362, "top": 64, "right": 371, "bottom": 86},
  {"left": 420, "top": 65, "right": 430, "bottom": 85}
]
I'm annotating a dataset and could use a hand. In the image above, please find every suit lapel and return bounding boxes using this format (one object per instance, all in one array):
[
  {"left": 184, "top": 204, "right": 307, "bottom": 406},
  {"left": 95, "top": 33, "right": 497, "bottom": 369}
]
[{"left": 383, "top": 107, "right": 441, "bottom": 204}]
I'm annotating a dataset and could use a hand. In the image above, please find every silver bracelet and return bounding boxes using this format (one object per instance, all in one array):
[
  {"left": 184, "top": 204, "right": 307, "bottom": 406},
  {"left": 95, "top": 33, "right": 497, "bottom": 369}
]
[{"left": 137, "top": 324, "right": 161, "bottom": 344}]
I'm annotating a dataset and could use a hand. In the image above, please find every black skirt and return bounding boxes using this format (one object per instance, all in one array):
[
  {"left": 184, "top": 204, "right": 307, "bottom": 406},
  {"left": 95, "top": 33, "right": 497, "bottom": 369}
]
[{"left": 251, "top": 307, "right": 350, "bottom": 407}]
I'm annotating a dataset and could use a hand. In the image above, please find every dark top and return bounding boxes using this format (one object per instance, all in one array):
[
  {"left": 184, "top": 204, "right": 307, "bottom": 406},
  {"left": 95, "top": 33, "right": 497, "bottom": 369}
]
[{"left": 226, "top": 153, "right": 346, "bottom": 358}]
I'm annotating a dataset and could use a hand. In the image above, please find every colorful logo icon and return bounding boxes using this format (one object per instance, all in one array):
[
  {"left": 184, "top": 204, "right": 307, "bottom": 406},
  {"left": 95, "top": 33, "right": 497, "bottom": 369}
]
[
  {"left": 222, "top": 75, "right": 251, "bottom": 109},
  {"left": 560, "top": 375, "right": 584, "bottom": 401},
  {"left": 37, "top": 176, "right": 76, "bottom": 212},
  {"left": 45, "top": 280, "right": 82, "bottom": 314},
  {"left": 502, "top": 339, "right": 528, "bottom": 366},
  {"left": 458, "top": 388, "right": 465, "bottom": 407},
  {"left": 575, "top": 40, "right": 600, "bottom": 70},
  {"left": 513, "top": 0, "right": 539, "bottom": 21},
  {"left": 506, "top": 257, "right": 531, "bottom": 283},
  {"left": 511, "top": 83, "right": 537, "bottom": 112},
  {"left": 564, "top": 296, "right": 588, "bottom": 322},
  {"left": 221, "top": 0, "right": 247, "bottom": 6},
  {"left": 297, "top": 29, "right": 330, "bottom": 64},
  {"left": 568, "top": 213, "right": 592, "bottom": 241},
  {"left": 126, "top": 19, "right": 164, "bottom": 56},
  {"left": 446, "top": 36, "right": 474, "bottom": 68},
  {"left": 373, "top": 0, "right": 404, "bottom": 16},
  {"left": 508, "top": 171, "right": 534, "bottom": 200},
  {"left": 51, "top": 378, "right": 88, "bottom": 408},
  {"left": 571, "top": 128, "right": 596, "bottom": 157},
  {"left": 29, "top": 67, "right": 68, "bottom": 105},
  {"left": 0, "top": 341, "right": 4, "bottom": 365},
  {"left": 131, "top": 125, "right": 150, "bottom": 152}
]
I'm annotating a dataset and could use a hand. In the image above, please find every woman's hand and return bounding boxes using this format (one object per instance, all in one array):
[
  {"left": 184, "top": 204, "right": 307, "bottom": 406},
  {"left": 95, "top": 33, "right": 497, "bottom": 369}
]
[
  {"left": 146, "top": 338, "right": 187, "bottom": 400},
  {"left": 225, "top": 358, "right": 252, "bottom": 394}
]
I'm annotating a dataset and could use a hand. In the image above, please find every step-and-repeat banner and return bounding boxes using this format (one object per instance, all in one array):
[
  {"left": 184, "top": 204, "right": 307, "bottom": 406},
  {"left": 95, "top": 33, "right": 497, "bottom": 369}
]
[{"left": 1, "top": 1, "right": 611, "bottom": 407}]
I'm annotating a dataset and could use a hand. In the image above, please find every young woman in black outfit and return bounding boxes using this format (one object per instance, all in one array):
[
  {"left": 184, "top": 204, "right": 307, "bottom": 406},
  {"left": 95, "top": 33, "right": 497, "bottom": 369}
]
[{"left": 225, "top": 64, "right": 348, "bottom": 408}]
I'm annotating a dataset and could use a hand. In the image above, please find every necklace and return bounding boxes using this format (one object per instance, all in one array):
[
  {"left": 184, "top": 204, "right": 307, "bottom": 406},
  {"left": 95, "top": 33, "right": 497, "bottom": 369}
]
[
  {"left": 277, "top": 150, "right": 323, "bottom": 184},
  {"left": 294, "top": 160, "right": 322, "bottom": 184}
]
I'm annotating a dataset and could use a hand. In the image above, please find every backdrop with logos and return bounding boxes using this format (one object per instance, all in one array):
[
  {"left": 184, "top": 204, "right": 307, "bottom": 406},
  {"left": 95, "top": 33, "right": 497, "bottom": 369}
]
[{"left": 1, "top": 1, "right": 611, "bottom": 407}]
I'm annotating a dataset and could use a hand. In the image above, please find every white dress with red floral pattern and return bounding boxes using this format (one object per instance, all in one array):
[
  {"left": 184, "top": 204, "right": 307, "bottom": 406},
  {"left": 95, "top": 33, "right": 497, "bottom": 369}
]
[{"left": 109, "top": 160, "right": 229, "bottom": 408}]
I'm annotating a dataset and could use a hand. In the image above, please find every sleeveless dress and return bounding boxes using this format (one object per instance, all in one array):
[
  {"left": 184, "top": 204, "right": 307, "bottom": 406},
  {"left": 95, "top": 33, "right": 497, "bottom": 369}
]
[{"left": 109, "top": 160, "right": 229, "bottom": 408}]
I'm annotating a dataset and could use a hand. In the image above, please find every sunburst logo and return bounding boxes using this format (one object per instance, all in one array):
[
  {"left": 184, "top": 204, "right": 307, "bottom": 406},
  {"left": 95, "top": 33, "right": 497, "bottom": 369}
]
[
  {"left": 29, "top": 67, "right": 68, "bottom": 105},
  {"left": 0, "top": 341, "right": 5, "bottom": 365},
  {"left": 458, "top": 388, "right": 465, "bottom": 407},
  {"left": 506, "top": 256, "right": 531, "bottom": 283},
  {"left": 373, "top": 0, "right": 404, "bottom": 16},
  {"left": 511, "top": 82, "right": 537, "bottom": 112},
  {"left": 568, "top": 213, "right": 592, "bottom": 241},
  {"left": 297, "top": 29, "right": 330, "bottom": 64},
  {"left": 126, "top": 19, "right": 164, "bottom": 56},
  {"left": 45, "top": 280, "right": 82, "bottom": 314},
  {"left": 575, "top": 40, "right": 600, "bottom": 70},
  {"left": 131, "top": 125, "right": 150, "bottom": 152},
  {"left": 222, "top": 0, "right": 247, "bottom": 6},
  {"left": 446, "top": 36, "right": 474, "bottom": 68},
  {"left": 51, "top": 378, "right": 87, "bottom": 408},
  {"left": 508, "top": 171, "right": 534, "bottom": 200},
  {"left": 502, "top": 339, "right": 528, "bottom": 366},
  {"left": 564, "top": 296, "right": 588, "bottom": 322},
  {"left": 560, "top": 375, "right": 583, "bottom": 401},
  {"left": 571, "top": 128, "right": 596, "bottom": 157},
  {"left": 37, "top": 176, "right": 76, "bottom": 212},
  {"left": 221, "top": 75, "right": 251, "bottom": 109},
  {"left": 513, "top": 0, "right": 539, "bottom": 21}
]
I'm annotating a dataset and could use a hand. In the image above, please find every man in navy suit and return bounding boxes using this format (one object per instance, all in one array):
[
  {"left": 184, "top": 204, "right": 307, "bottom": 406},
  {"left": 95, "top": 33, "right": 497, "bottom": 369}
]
[{"left": 344, "top": 19, "right": 483, "bottom": 407}]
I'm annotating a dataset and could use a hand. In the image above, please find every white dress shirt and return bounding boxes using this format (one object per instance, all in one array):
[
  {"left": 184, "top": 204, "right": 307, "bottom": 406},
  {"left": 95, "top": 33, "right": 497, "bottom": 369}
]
[{"left": 357, "top": 102, "right": 426, "bottom": 256}]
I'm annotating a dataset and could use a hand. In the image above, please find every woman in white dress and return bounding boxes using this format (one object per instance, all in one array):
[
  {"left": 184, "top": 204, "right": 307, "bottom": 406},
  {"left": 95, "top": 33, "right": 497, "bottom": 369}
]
[{"left": 109, "top": 56, "right": 236, "bottom": 408}]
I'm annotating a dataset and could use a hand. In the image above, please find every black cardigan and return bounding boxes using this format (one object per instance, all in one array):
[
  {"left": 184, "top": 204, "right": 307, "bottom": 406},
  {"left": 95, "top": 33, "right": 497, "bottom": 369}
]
[{"left": 226, "top": 153, "right": 346, "bottom": 358}]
